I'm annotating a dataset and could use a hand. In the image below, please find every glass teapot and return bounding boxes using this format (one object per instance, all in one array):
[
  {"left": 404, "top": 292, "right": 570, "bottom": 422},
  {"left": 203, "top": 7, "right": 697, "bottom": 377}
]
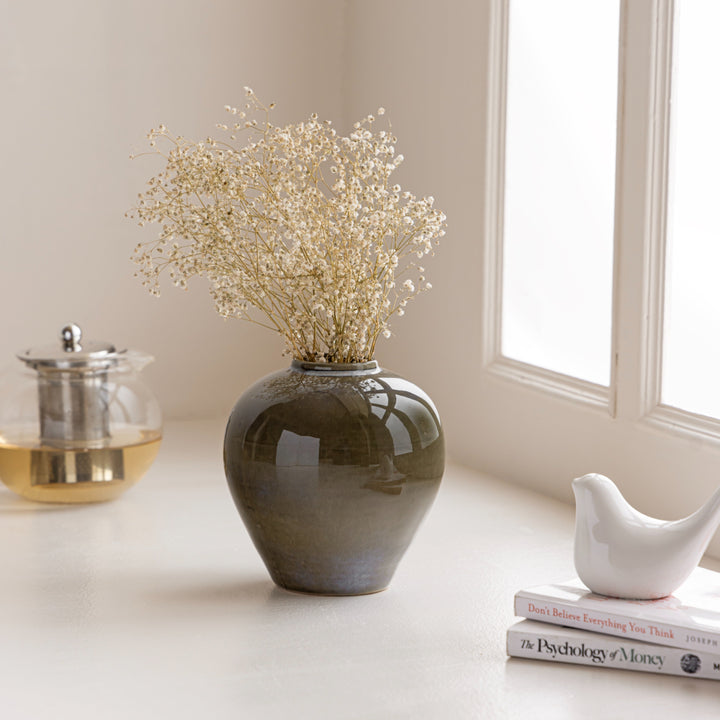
[{"left": 0, "top": 324, "right": 162, "bottom": 503}]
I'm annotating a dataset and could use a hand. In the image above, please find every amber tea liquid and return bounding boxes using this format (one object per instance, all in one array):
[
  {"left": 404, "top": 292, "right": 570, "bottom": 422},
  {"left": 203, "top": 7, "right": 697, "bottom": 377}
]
[{"left": 0, "top": 427, "right": 161, "bottom": 503}]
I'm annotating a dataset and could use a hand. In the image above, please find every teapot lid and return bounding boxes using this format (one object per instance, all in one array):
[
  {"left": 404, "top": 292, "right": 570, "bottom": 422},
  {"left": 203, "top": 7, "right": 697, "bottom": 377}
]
[{"left": 17, "top": 323, "right": 125, "bottom": 371}]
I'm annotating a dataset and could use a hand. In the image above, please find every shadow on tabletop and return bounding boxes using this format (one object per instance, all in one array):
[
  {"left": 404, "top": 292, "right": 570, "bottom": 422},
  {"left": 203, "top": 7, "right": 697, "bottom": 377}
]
[{"left": 148, "top": 574, "right": 380, "bottom": 612}]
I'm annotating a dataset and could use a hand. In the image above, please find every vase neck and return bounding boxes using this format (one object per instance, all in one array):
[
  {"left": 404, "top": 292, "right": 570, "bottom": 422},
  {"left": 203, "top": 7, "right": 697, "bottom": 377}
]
[{"left": 291, "top": 359, "right": 379, "bottom": 375}]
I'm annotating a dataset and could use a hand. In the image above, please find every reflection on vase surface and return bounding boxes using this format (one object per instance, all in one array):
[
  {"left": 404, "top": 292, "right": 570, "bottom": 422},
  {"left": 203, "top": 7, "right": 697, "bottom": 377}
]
[{"left": 224, "top": 360, "right": 444, "bottom": 595}]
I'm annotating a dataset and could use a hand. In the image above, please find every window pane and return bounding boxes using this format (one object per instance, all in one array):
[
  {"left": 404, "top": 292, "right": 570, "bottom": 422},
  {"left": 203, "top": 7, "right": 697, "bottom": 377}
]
[
  {"left": 501, "top": 0, "right": 619, "bottom": 385},
  {"left": 662, "top": 0, "right": 720, "bottom": 418}
]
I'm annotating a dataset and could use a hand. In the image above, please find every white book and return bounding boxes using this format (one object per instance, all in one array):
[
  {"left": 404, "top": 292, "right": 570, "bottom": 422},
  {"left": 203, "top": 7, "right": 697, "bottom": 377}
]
[
  {"left": 507, "top": 619, "right": 720, "bottom": 680},
  {"left": 514, "top": 566, "right": 720, "bottom": 653}
]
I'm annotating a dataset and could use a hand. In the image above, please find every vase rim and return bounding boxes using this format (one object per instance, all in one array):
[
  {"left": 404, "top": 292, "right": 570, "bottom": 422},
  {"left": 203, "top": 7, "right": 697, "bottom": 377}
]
[{"left": 291, "top": 359, "right": 379, "bottom": 373}]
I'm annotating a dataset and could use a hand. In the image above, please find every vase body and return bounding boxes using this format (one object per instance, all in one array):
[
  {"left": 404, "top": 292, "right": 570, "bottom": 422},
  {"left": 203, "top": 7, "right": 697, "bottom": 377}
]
[{"left": 223, "top": 360, "right": 444, "bottom": 595}]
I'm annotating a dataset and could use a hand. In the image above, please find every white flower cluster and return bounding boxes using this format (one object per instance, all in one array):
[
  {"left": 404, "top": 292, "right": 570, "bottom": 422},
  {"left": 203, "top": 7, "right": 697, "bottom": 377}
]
[{"left": 131, "top": 89, "right": 447, "bottom": 363}]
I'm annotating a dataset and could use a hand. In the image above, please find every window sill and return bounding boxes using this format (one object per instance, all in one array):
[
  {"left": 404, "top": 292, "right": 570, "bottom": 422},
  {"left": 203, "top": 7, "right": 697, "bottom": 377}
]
[{"left": 1, "top": 418, "right": 718, "bottom": 718}]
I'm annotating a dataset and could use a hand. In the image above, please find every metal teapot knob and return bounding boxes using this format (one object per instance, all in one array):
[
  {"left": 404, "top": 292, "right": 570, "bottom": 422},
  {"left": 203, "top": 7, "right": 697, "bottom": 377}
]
[{"left": 61, "top": 323, "right": 83, "bottom": 352}]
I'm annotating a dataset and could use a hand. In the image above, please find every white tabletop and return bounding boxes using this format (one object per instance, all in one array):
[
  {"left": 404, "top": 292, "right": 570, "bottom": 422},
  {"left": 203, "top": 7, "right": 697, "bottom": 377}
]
[{"left": 1, "top": 419, "right": 719, "bottom": 719}]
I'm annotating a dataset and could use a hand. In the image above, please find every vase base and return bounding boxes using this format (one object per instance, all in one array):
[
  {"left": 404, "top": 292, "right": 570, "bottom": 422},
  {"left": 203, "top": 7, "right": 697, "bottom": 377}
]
[
  {"left": 274, "top": 582, "right": 389, "bottom": 597},
  {"left": 267, "top": 564, "right": 394, "bottom": 597}
]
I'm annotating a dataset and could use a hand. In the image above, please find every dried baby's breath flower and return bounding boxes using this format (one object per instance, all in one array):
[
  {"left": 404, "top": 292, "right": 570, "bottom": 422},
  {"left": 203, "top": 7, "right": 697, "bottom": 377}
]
[{"left": 130, "top": 91, "right": 447, "bottom": 363}]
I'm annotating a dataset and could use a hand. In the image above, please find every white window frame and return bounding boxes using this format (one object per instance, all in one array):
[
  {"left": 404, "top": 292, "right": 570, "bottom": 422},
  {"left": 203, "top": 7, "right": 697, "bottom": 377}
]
[
  {"left": 484, "top": 0, "right": 720, "bottom": 438},
  {"left": 478, "top": 0, "right": 720, "bottom": 556}
]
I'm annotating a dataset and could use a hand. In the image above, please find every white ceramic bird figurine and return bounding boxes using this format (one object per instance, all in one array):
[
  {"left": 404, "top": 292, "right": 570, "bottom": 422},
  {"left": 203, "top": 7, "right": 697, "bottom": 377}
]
[{"left": 572, "top": 473, "right": 720, "bottom": 599}]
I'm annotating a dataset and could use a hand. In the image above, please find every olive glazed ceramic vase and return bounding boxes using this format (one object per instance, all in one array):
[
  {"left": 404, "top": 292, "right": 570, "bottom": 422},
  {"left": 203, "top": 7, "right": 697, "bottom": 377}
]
[{"left": 223, "top": 360, "right": 444, "bottom": 595}]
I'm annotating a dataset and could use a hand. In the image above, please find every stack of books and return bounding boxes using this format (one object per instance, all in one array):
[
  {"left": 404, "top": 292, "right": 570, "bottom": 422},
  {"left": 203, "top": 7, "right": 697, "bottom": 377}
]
[{"left": 507, "top": 566, "right": 720, "bottom": 680}]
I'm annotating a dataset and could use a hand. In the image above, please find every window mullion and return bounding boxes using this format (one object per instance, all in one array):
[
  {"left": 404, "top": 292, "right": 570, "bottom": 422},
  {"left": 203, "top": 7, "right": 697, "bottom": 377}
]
[{"left": 612, "top": 0, "right": 673, "bottom": 421}]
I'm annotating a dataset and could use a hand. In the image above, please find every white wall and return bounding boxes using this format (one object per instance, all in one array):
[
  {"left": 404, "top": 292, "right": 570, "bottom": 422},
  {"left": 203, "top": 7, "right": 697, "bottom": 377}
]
[
  {"left": 1, "top": 0, "right": 489, "bottom": 462},
  {"left": 0, "top": 0, "right": 346, "bottom": 419},
  {"left": 344, "top": 0, "right": 491, "bottom": 464}
]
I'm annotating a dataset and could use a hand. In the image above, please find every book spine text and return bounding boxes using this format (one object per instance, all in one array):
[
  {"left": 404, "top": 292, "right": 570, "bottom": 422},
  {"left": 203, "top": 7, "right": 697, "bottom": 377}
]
[
  {"left": 514, "top": 595, "right": 720, "bottom": 652},
  {"left": 507, "top": 625, "right": 720, "bottom": 680}
]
